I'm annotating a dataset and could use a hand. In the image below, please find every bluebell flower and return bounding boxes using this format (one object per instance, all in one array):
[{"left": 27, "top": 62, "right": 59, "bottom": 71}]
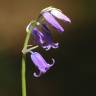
[
  {"left": 32, "top": 25, "right": 59, "bottom": 51},
  {"left": 26, "top": 6, "right": 71, "bottom": 51},
  {"left": 40, "top": 6, "right": 71, "bottom": 32},
  {"left": 31, "top": 51, "right": 55, "bottom": 77},
  {"left": 41, "top": 24, "right": 59, "bottom": 51},
  {"left": 24, "top": 7, "right": 71, "bottom": 78}
]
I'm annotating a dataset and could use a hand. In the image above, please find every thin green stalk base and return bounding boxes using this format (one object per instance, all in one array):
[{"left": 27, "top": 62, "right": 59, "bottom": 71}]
[
  {"left": 22, "top": 55, "right": 26, "bottom": 96},
  {"left": 21, "top": 21, "right": 37, "bottom": 96}
]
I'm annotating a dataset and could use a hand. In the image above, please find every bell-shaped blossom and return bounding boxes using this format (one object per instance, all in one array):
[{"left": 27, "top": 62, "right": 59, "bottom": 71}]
[
  {"left": 41, "top": 6, "right": 71, "bottom": 32},
  {"left": 31, "top": 51, "right": 55, "bottom": 77},
  {"left": 32, "top": 25, "right": 59, "bottom": 51},
  {"left": 42, "top": 12, "right": 64, "bottom": 32},
  {"left": 41, "top": 24, "right": 59, "bottom": 50}
]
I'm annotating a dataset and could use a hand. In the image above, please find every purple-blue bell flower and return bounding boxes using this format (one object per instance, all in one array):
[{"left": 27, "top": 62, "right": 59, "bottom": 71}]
[
  {"left": 41, "top": 6, "right": 71, "bottom": 32},
  {"left": 31, "top": 51, "right": 55, "bottom": 77},
  {"left": 41, "top": 24, "right": 59, "bottom": 50},
  {"left": 42, "top": 12, "right": 64, "bottom": 32},
  {"left": 32, "top": 25, "right": 59, "bottom": 51}
]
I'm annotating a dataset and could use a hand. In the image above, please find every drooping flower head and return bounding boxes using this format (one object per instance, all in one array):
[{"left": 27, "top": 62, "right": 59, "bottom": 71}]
[
  {"left": 40, "top": 6, "right": 71, "bottom": 32},
  {"left": 31, "top": 51, "right": 55, "bottom": 77},
  {"left": 32, "top": 23, "right": 59, "bottom": 51},
  {"left": 26, "top": 6, "right": 71, "bottom": 51},
  {"left": 41, "top": 24, "right": 59, "bottom": 50},
  {"left": 25, "top": 6, "right": 71, "bottom": 77},
  {"left": 41, "top": 6, "right": 71, "bottom": 22}
]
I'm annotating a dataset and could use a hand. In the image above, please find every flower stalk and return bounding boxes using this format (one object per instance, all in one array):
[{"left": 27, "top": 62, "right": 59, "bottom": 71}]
[
  {"left": 21, "top": 21, "right": 37, "bottom": 96},
  {"left": 21, "top": 55, "right": 26, "bottom": 96},
  {"left": 21, "top": 6, "right": 71, "bottom": 96}
]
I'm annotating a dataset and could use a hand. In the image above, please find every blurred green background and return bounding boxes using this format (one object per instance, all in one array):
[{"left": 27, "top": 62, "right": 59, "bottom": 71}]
[{"left": 0, "top": 0, "right": 96, "bottom": 96}]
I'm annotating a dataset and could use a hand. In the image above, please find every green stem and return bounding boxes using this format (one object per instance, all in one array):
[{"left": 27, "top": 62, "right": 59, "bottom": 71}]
[
  {"left": 21, "top": 21, "right": 37, "bottom": 96},
  {"left": 22, "top": 45, "right": 39, "bottom": 54},
  {"left": 22, "top": 55, "right": 26, "bottom": 96}
]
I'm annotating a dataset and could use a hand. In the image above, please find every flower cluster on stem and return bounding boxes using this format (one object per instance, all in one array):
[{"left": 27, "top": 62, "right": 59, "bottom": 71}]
[{"left": 21, "top": 6, "right": 71, "bottom": 96}]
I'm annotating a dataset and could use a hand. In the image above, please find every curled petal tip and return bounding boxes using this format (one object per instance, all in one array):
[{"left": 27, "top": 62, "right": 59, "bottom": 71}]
[
  {"left": 42, "top": 45, "right": 51, "bottom": 51},
  {"left": 52, "top": 43, "right": 59, "bottom": 48},
  {"left": 42, "top": 43, "right": 59, "bottom": 51},
  {"left": 47, "top": 58, "right": 55, "bottom": 67},
  {"left": 51, "top": 58, "right": 55, "bottom": 66},
  {"left": 33, "top": 72, "right": 42, "bottom": 77}
]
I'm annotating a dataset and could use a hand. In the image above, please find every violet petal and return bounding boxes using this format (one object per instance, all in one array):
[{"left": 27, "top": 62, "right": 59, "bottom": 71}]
[
  {"left": 42, "top": 42, "right": 59, "bottom": 51},
  {"left": 51, "top": 42, "right": 59, "bottom": 48},
  {"left": 50, "top": 9, "right": 71, "bottom": 23},
  {"left": 42, "top": 12, "right": 64, "bottom": 32},
  {"left": 32, "top": 27, "right": 44, "bottom": 44},
  {"left": 31, "top": 52, "right": 55, "bottom": 77},
  {"left": 41, "top": 24, "right": 53, "bottom": 44},
  {"left": 42, "top": 45, "right": 51, "bottom": 51}
]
